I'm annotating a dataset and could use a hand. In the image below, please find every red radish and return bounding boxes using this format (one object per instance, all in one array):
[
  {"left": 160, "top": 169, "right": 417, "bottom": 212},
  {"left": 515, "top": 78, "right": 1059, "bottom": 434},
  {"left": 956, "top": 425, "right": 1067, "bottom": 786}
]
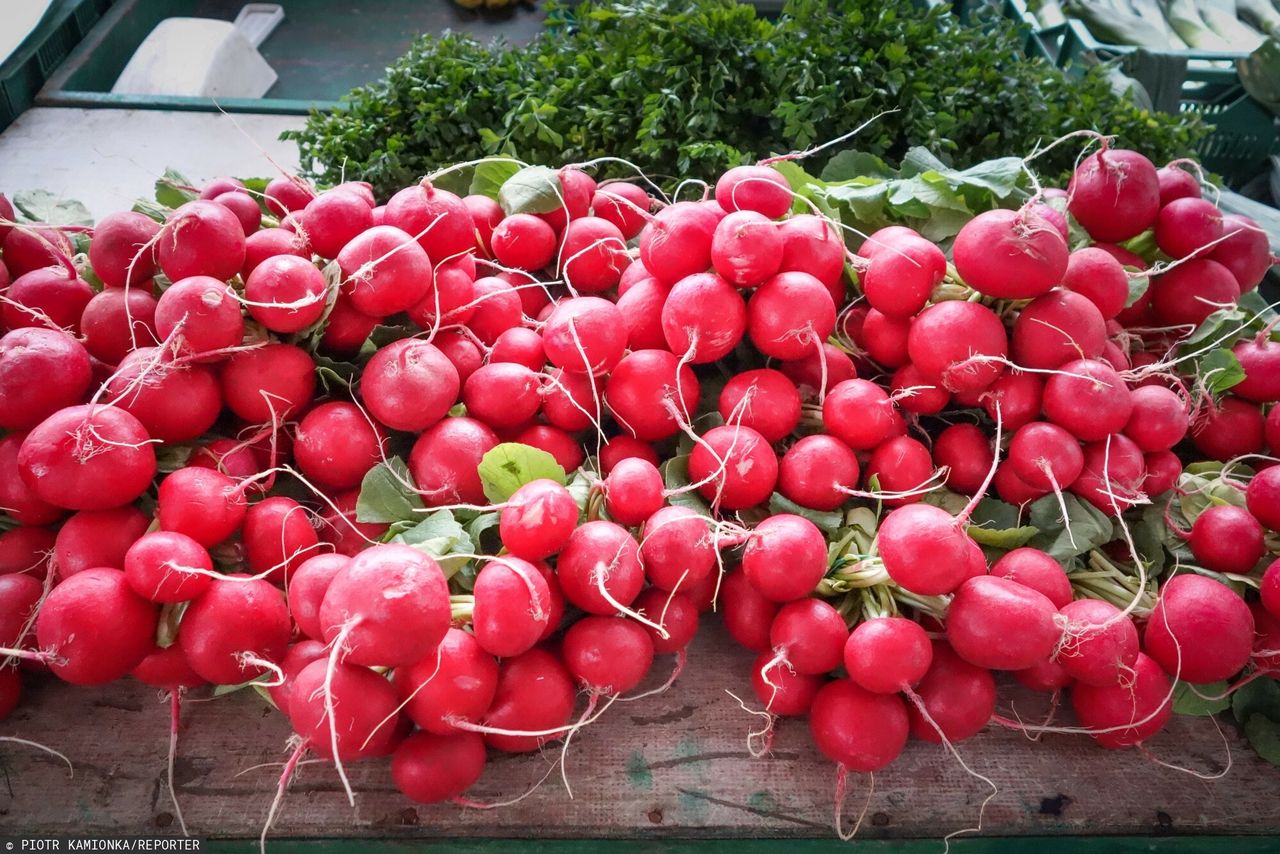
[
  {"left": 243, "top": 496, "right": 321, "bottom": 585},
  {"left": 1068, "top": 149, "right": 1160, "bottom": 243},
  {"left": 563, "top": 615, "right": 655, "bottom": 694},
  {"left": 778, "top": 214, "right": 845, "bottom": 292},
  {"left": 488, "top": 328, "right": 543, "bottom": 372},
  {"left": 80, "top": 288, "right": 161, "bottom": 364},
  {"left": 750, "top": 650, "right": 823, "bottom": 716},
  {"left": 638, "top": 202, "right": 719, "bottom": 286},
  {"left": 952, "top": 207, "right": 1068, "bottom": 299},
  {"left": 500, "top": 479, "right": 579, "bottom": 561},
  {"left": 409, "top": 255, "right": 478, "bottom": 330},
  {"left": 746, "top": 271, "right": 836, "bottom": 361},
  {"left": 990, "top": 548, "right": 1071, "bottom": 608},
  {"left": 1123, "top": 385, "right": 1187, "bottom": 451},
  {"left": 213, "top": 190, "right": 262, "bottom": 237},
  {"left": 0, "top": 526, "right": 56, "bottom": 578},
  {"left": 1056, "top": 598, "right": 1138, "bottom": 686},
  {"left": 864, "top": 435, "right": 935, "bottom": 506},
  {"left": 1071, "top": 433, "right": 1146, "bottom": 513},
  {"left": 822, "top": 379, "right": 899, "bottom": 450},
  {"left": 0, "top": 192, "right": 12, "bottom": 242},
  {"left": 604, "top": 458, "right": 664, "bottom": 526},
  {"left": 1042, "top": 358, "right": 1132, "bottom": 442},
  {"left": 543, "top": 296, "right": 626, "bottom": 376},
  {"left": 1029, "top": 199, "right": 1069, "bottom": 240},
  {"left": 263, "top": 177, "right": 315, "bottom": 216},
  {"left": 907, "top": 642, "right": 996, "bottom": 743},
  {"left": 392, "top": 732, "right": 486, "bottom": 804},
  {"left": 536, "top": 167, "right": 595, "bottom": 232},
  {"left": 715, "top": 166, "right": 792, "bottom": 219},
  {"left": 1145, "top": 574, "right": 1253, "bottom": 683},
  {"left": 293, "top": 402, "right": 385, "bottom": 491},
  {"left": 480, "top": 647, "right": 576, "bottom": 753},
  {"left": 1008, "top": 422, "right": 1084, "bottom": 490},
  {"left": 242, "top": 227, "right": 308, "bottom": 278},
  {"left": 1012, "top": 289, "right": 1106, "bottom": 370},
  {"left": 779, "top": 342, "right": 856, "bottom": 398},
  {"left": 809, "top": 679, "right": 909, "bottom": 771},
  {"left": 618, "top": 259, "right": 654, "bottom": 295},
  {"left": 466, "top": 276, "right": 523, "bottom": 345},
  {"left": 554, "top": 520, "right": 644, "bottom": 615},
  {"left": 1061, "top": 247, "right": 1129, "bottom": 320},
  {"left": 1247, "top": 467, "right": 1280, "bottom": 531},
  {"left": 531, "top": 561, "right": 566, "bottom": 641},
  {"left": 1071, "top": 652, "right": 1172, "bottom": 748},
  {"left": 384, "top": 180, "right": 475, "bottom": 262},
  {"left": 945, "top": 575, "right": 1061, "bottom": 670},
  {"left": 633, "top": 588, "right": 700, "bottom": 653},
  {"left": 592, "top": 182, "right": 652, "bottom": 238},
  {"left": 934, "top": 424, "right": 995, "bottom": 495},
  {"left": 717, "top": 369, "right": 800, "bottom": 442},
  {"left": 861, "top": 235, "right": 946, "bottom": 317},
  {"left": 995, "top": 460, "right": 1050, "bottom": 505},
  {"left": 360, "top": 338, "right": 459, "bottom": 432},
  {"left": 1261, "top": 560, "right": 1280, "bottom": 618},
  {"left": 1014, "top": 656, "right": 1072, "bottom": 692},
  {"left": 106, "top": 347, "right": 222, "bottom": 443},
  {"left": 616, "top": 276, "right": 671, "bottom": 351},
  {"left": 298, "top": 190, "right": 372, "bottom": 258},
  {"left": 244, "top": 255, "right": 327, "bottom": 333},
  {"left": 662, "top": 271, "right": 748, "bottom": 363},
  {"left": 154, "top": 276, "right": 245, "bottom": 359},
  {"left": 1267, "top": 398, "right": 1280, "bottom": 451},
  {"left": 878, "top": 504, "right": 975, "bottom": 596},
  {"left": 778, "top": 434, "right": 859, "bottom": 511},
  {"left": 18, "top": 405, "right": 156, "bottom": 511},
  {"left": 409, "top": 417, "right": 499, "bottom": 506},
  {"left": 0, "top": 574, "right": 42, "bottom": 647},
  {"left": 1143, "top": 450, "right": 1182, "bottom": 497},
  {"left": 131, "top": 644, "right": 205, "bottom": 691},
  {"left": 491, "top": 213, "right": 557, "bottom": 271},
  {"left": 157, "top": 467, "right": 246, "bottom": 548},
  {"left": 2, "top": 226, "right": 74, "bottom": 278},
  {"left": 1209, "top": 214, "right": 1271, "bottom": 291},
  {"left": 856, "top": 308, "right": 908, "bottom": 369},
  {"left": 267, "top": 640, "right": 327, "bottom": 717},
  {"left": 317, "top": 489, "right": 388, "bottom": 557},
  {"left": 711, "top": 210, "right": 783, "bottom": 286},
  {"left": 742, "top": 514, "right": 826, "bottom": 602},
  {"left": 600, "top": 435, "right": 660, "bottom": 473},
  {"left": 2, "top": 266, "right": 94, "bottom": 333},
  {"left": 463, "top": 362, "right": 541, "bottom": 429},
  {"left": 1156, "top": 164, "right": 1200, "bottom": 205},
  {"left": 123, "top": 531, "right": 212, "bottom": 603},
  {"left": 981, "top": 370, "right": 1044, "bottom": 432},
  {"left": 641, "top": 506, "right": 716, "bottom": 593},
  {"left": 541, "top": 367, "right": 601, "bottom": 432},
  {"left": 434, "top": 329, "right": 484, "bottom": 384},
  {"left": 36, "top": 567, "right": 156, "bottom": 685},
  {"left": 766, "top": 598, "right": 848, "bottom": 675},
  {"left": 517, "top": 420, "right": 583, "bottom": 465},
  {"left": 908, "top": 301, "right": 1008, "bottom": 393},
  {"left": 157, "top": 200, "right": 246, "bottom": 281},
  {"left": 889, "top": 365, "right": 949, "bottom": 415},
  {"left": 1232, "top": 337, "right": 1280, "bottom": 403},
  {"left": 844, "top": 617, "right": 932, "bottom": 694},
  {"left": 721, "top": 569, "right": 780, "bottom": 650},
  {"left": 1154, "top": 197, "right": 1222, "bottom": 260},
  {"left": 1191, "top": 397, "right": 1265, "bottom": 462},
  {"left": 687, "top": 424, "right": 778, "bottom": 510},
  {"left": 221, "top": 343, "right": 316, "bottom": 423},
  {"left": 1149, "top": 259, "right": 1239, "bottom": 328},
  {"left": 463, "top": 194, "right": 504, "bottom": 255},
  {"left": 472, "top": 556, "right": 552, "bottom": 658},
  {"left": 337, "top": 225, "right": 433, "bottom": 318},
  {"left": 0, "top": 329, "right": 91, "bottom": 431},
  {"left": 89, "top": 211, "right": 160, "bottom": 288},
  {"left": 1189, "top": 505, "right": 1265, "bottom": 574},
  {"left": 288, "top": 554, "right": 348, "bottom": 641},
  {"left": 397, "top": 628, "right": 498, "bottom": 735},
  {"left": 290, "top": 659, "right": 400, "bottom": 760},
  {"left": 604, "top": 349, "right": 700, "bottom": 442},
  {"left": 560, "top": 216, "right": 628, "bottom": 293}
]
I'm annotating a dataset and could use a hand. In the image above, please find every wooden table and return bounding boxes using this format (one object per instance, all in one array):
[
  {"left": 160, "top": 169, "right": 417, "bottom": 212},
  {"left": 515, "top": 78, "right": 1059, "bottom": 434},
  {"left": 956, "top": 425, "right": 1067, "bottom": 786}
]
[{"left": 2, "top": 623, "right": 1275, "bottom": 845}]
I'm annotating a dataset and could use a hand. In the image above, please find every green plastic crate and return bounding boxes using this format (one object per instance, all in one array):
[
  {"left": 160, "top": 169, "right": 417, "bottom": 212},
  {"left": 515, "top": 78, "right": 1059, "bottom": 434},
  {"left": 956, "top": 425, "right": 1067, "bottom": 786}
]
[{"left": 0, "top": 0, "right": 113, "bottom": 131}]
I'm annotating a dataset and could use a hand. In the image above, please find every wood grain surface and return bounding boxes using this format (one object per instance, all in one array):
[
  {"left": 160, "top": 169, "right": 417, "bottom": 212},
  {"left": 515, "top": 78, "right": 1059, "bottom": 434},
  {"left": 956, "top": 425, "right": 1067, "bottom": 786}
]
[{"left": 0, "top": 622, "right": 1273, "bottom": 840}]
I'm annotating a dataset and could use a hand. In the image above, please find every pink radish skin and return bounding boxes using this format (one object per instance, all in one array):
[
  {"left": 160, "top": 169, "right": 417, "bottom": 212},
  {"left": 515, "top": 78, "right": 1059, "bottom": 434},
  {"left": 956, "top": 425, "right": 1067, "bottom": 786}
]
[
  {"left": 466, "top": 276, "right": 523, "bottom": 345},
  {"left": 633, "top": 588, "right": 700, "bottom": 653},
  {"left": 488, "top": 327, "right": 545, "bottom": 372},
  {"left": 604, "top": 458, "right": 664, "bottom": 526},
  {"left": 268, "top": 640, "right": 328, "bottom": 719},
  {"left": 640, "top": 506, "right": 716, "bottom": 593},
  {"left": 393, "top": 732, "right": 487, "bottom": 804},
  {"left": 481, "top": 648, "right": 577, "bottom": 753},
  {"left": 397, "top": 628, "right": 498, "bottom": 735},
  {"left": 822, "top": 379, "right": 899, "bottom": 450},
  {"left": 383, "top": 180, "right": 475, "bottom": 262},
  {"left": 1156, "top": 165, "right": 1200, "bottom": 205},
  {"left": 861, "top": 235, "right": 946, "bottom": 317},
  {"left": 1154, "top": 197, "right": 1222, "bottom": 260},
  {"left": 213, "top": 191, "right": 262, "bottom": 237},
  {"left": 995, "top": 461, "right": 1050, "bottom": 505},
  {"left": 907, "top": 642, "right": 997, "bottom": 743},
  {"left": 1209, "top": 214, "right": 1271, "bottom": 291},
  {"left": 317, "top": 489, "right": 388, "bottom": 558},
  {"left": 361, "top": 339, "right": 459, "bottom": 433},
  {"left": 989, "top": 548, "right": 1072, "bottom": 608},
  {"left": 123, "top": 531, "right": 212, "bottom": 604},
  {"left": 746, "top": 271, "right": 837, "bottom": 361},
  {"left": 2, "top": 226, "right": 74, "bottom": 278},
  {"left": 592, "top": 183, "right": 652, "bottom": 239},
  {"left": 244, "top": 255, "right": 327, "bottom": 333},
  {"left": 472, "top": 556, "right": 552, "bottom": 658},
  {"left": 1067, "top": 149, "right": 1161, "bottom": 243},
  {"left": 543, "top": 296, "right": 626, "bottom": 376},
  {"left": 711, "top": 210, "right": 783, "bottom": 287},
  {"left": 0, "top": 329, "right": 92, "bottom": 431},
  {"left": 715, "top": 166, "right": 792, "bottom": 219},
  {"left": 604, "top": 349, "right": 700, "bottom": 442},
  {"left": 541, "top": 367, "right": 600, "bottom": 432},
  {"left": 1061, "top": 247, "right": 1130, "bottom": 319},
  {"left": 89, "top": 211, "right": 160, "bottom": 289},
  {"left": 934, "top": 424, "right": 995, "bottom": 495},
  {"left": 154, "top": 276, "right": 245, "bottom": 360},
  {"left": 299, "top": 190, "right": 372, "bottom": 258},
  {"left": 264, "top": 177, "right": 315, "bottom": 217},
  {"left": 742, "top": 514, "right": 827, "bottom": 602},
  {"left": 945, "top": 576, "right": 1061, "bottom": 671},
  {"left": 1231, "top": 338, "right": 1280, "bottom": 403},
  {"left": 844, "top": 617, "right": 933, "bottom": 694},
  {"left": 1150, "top": 259, "right": 1240, "bottom": 328},
  {"left": 889, "top": 365, "right": 949, "bottom": 415},
  {"left": 661, "top": 272, "right": 748, "bottom": 364},
  {"left": 1191, "top": 398, "right": 1265, "bottom": 462},
  {"left": 132, "top": 644, "right": 206, "bottom": 692},
  {"left": 878, "top": 504, "right": 975, "bottom": 596},
  {"left": 157, "top": 201, "right": 246, "bottom": 282},
  {"left": 560, "top": 216, "right": 629, "bottom": 293},
  {"left": 768, "top": 598, "right": 849, "bottom": 675},
  {"left": 408, "top": 256, "right": 478, "bottom": 330},
  {"left": 688, "top": 424, "right": 778, "bottom": 510},
  {"left": 294, "top": 402, "right": 387, "bottom": 491},
  {"left": 242, "top": 497, "right": 321, "bottom": 586},
  {"left": 80, "top": 289, "right": 161, "bottom": 364},
  {"left": 809, "top": 679, "right": 909, "bottom": 771},
  {"left": 1015, "top": 656, "right": 1072, "bottom": 692},
  {"left": 18, "top": 405, "right": 157, "bottom": 511},
  {"left": 0, "top": 574, "right": 43, "bottom": 648},
  {"left": 1261, "top": 561, "right": 1280, "bottom": 618},
  {"left": 980, "top": 371, "right": 1044, "bottom": 432},
  {"left": 409, "top": 417, "right": 499, "bottom": 506},
  {"left": 952, "top": 207, "right": 1068, "bottom": 299},
  {"left": 863, "top": 435, "right": 934, "bottom": 508},
  {"left": 1008, "top": 422, "right": 1084, "bottom": 491},
  {"left": 1143, "top": 450, "right": 1182, "bottom": 497},
  {"left": 1123, "top": 385, "right": 1188, "bottom": 451},
  {"left": 1071, "top": 653, "right": 1172, "bottom": 748},
  {"left": 860, "top": 308, "right": 910, "bottom": 369},
  {"left": 1042, "top": 359, "right": 1132, "bottom": 442},
  {"left": 721, "top": 570, "right": 780, "bottom": 651},
  {"left": 1071, "top": 433, "right": 1146, "bottom": 513},
  {"left": 462, "top": 363, "right": 541, "bottom": 429},
  {"left": 1189, "top": 505, "right": 1265, "bottom": 574},
  {"left": 515, "top": 426, "right": 583, "bottom": 473},
  {"left": 2, "top": 266, "right": 94, "bottom": 333},
  {"left": 536, "top": 167, "right": 595, "bottom": 232},
  {"left": 221, "top": 343, "right": 316, "bottom": 423},
  {"left": 290, "top": 659, "right": 401, "bottom": 760},
  {"left": 288, "top": 554, "right": 349, "bottom": 641},
  {"left": 718, "top": 369, "right": 801, "bottom": 443},
  {"left": 616, "top": 277, "right": 671, "bottom": 351},
  {"left": 36, "top": 567, "right": 157, "bottom": 686},
  {"left": 1056, "top": 598, "right": 1138, "bottom": 686},
  {"left": 639, "top": 202, "right": 719, "bottom": 286},
  {"left": 1246, "top": 467, "right": 1280, "bottom": 531},
  {"left": 555, "top": 520, "right": 645, "bottom": 615},
  {"left": 0, "top": 527, "right": 57, "bottom": 578},
  {"left": 563, "top": 616, "right": 655, "bottom": 694},
  {"left": 778, "top": 434, "right": 860, "bottom": 511},
  {"left": 337, "top": 225, "right": 433, "bottom": 318},
  {"left": 157, "top": 467, "right": 246, "bottom": 548},
  {"left": 499, "top": 480, "right": 579, "bottom": 561},
  {"left": 242, "top": 227, "right": 309, "bottom": 279},
  {"left": 106, "top": 348, "right": 222, "bottom": 443},
  {"left": 464, "top": 194, "right": 504, "bottom": 255},
  {"left": 1011, "top": 289, "right": 1106, "bottom": 370},
  {"left": 908, "top": 301, "right": 1008, "bottom": 393},
  {"left": 780, "top": 343, "right": 856, "bottom": 397},
  {"left": 751, "top": 651, "right": 824, "bottom": 715},
  {"left": 1144, "top": 574, "right": 1254, "bottom": 684}
]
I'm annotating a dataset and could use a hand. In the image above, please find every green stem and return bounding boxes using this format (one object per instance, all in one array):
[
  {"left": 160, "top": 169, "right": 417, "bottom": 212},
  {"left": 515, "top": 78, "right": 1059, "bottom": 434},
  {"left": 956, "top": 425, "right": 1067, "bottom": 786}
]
[{"left": 450, "top": 594, "right": 475, "bottom": 624}]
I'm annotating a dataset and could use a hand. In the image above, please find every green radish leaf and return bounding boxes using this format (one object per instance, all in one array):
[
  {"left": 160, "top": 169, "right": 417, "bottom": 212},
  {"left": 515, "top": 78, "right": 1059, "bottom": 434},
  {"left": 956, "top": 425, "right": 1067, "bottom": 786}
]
[
  {"left": 768, "top": 493, "right": 843, "bottom": 534},
  {"left": 1199, "top": 348, "right": 1246, "bottom": 393},
  {"left": 1172, "top": 681, "right": 1231, "bottom": 716},
  {"left": 967, "top": 523, "right": 1040, "bottom": 550},
  {"left": 820, "top": 150, "right": 893, "bottom": 182},
  {"left": 131, "top": 198, "right": 171, "bottom": 222},
  {"left": 1232, "top": 676, "right": 1280, "bottom": 725},
  {"left": 155, "top": 444, "right": 195, "bottom": 474},
  {"left": 1131, "top": 501, "right": 1169, "bottom": 574},
  {"left": 356, "top": 457, "right": 424, "bottom": 523},
  {"left": 498, "top": 165, "right": 564, "bottom": 216},
  {"left": 1124, "top": 267, "right": 1149, "bottom": 307},
  {"left": 155, "top": 168, "right": 198, "bottom": 209},
  {"left": 565, "top": 468, "right": 594, "bottom": 513},
  {"left": 1027, "top": 494, "right": 1114, "bottom": 562},
  {"left": 470, "top": 158, "right": 523, "bottom": 200},
  {"left": 13, "top": 189, "right": 93, "bottom": 226},
  {"left": 466, "top": 511, "right": 502, "bottom": 552},
  {"left": 1244, "top": 715, "right": 1280, "bottom": 766},
  {"left": 477, "top": 443, "right": 566, "bottom": 504},
  {"left": 391, "top": 509, "right": 474, "bottom": 576}
]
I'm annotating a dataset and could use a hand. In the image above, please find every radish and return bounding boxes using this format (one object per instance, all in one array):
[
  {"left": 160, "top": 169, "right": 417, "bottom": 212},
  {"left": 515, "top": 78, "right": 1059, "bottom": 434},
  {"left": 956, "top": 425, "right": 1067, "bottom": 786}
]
[
  {"left": 2, "top": 226, "right": 74, "bottom": 278},
  {"left": 244, "top": 255, "right": 327, "bottom": 333},
  {"left": 464, "top": 194, "right": 504, "bottom": 255},
  {"left": 633, "top": 588, "right": 700, "bottom": 653},
  {"left": 267, "top": 640, "right": 327, "bottom": 718},
  {"left": 479, "top": 647, "right": 576, "bottom": 753},
  {"left": 361, "top": 338, "right": 459, "bottom": 432},
  {"left": 409, "top": 255, "right": 477, "bottom": 331},
  {"left": 1123, "top": 385, "right": 1187, "bottom": 451},
  {"left": 604, "top": 349, "right": 700, "bottom": 442},
  {"left": 392, "top": 732, "right": 487, "bottom": 804},
  {"left": 3, "top": 265, "right": 94, "bottom": 333},
  {"left": 1071, "top": 652, "right": 1172, "bottom": 748},
  {"left": 742, "top": 514, "right": 826, "bottom": 602},
  {"left": 242, "top": 227, "right": 309, "bottom": 279},
  {"left": 537, "top": 167, "right": 595, "bottom": 232},
  {"left": 1231, "top": 337, "right": 1280, "bottom": 403},
  {"left": 980, "top": 370, "right": 1044, "bottom": 432},
  {"left": 640, "top": 506, "right": 716, "bottom": 593},
  {"left": 473, "top": 556, "right": 552, "bottom": 658},
  {"left": 1262, "top": 560, "right": 1280, "bottom": 618},
  {"left": 1156, "top": 164, "right": 1200, "bottom": 205},
  {"left": 543, "top": 296, "right": 626, "bottom": 376},
  {"left": 779, "top": 342, "right": 856, "bottom": 397},
  {"left": 397, "top": 627, "right": 498, "bottom": 735},
  {"left": 1191, "top": 397, "right": 1265, "bottom": 462},
  {"left": 989, "top": 548, "right": 1072, "bottom": 608},
  {"left": 288, "top": 554, "right": 348, "bottom": 641},
  {"left": 80, "top": 288, "right": 161, "bottom": 364},
  {"left": 384, "top": 180, "right": 475, "bottom": 262},
  {"left": 615, "top": 276, "right": 671, "bottom": 351},
  {"left": 106, "top": 347, "right": 222, "bottom": 443},
  {"left": 907, "top": 301, "right": 1008, "bottom": 392},
  {"left": 499, "top": 479, "right": 579, "bottom": 561},
  {"left": 1061, "top": 247, "right": 1129, "bottom": 320},
  {"left": 952, "top": 207, "right": 1068, "bottom": 299},
  {"left": 299, "top": 190, "right": 372, "bottom": 258},
  {"left": 0, "top": 574, "right": 42, "bottom": 647},
  {"left": 157, "top": 200, "right": 246, "bottom": 281},
  {"left": 995, "top": 461, "right": 1051, "bottom": 506},
  {"left": 1188, "top": 505, "right": 1265, "bottom": 574},
  {"left": 716, "top": 166, "right": 792, "bottom": 219},
  {"left": 1268, "top": 403, "right": 1280, "bottom": 452},
  {"left": 711, "top": 210, "right": 783, "bottom": 287},
  {"left": 1011, "top": 289, "right": 1106, "bottom": 369},
  {"left": 466, "top": 276, "right": 523, "bottom": 345},
  {"left": 123, "top": 531, "right": 212, "bottom": 604},
  {"left": 213, "top": 190, "right": 262, "bottom": 237},
  {"left": 721, "top": 569, "right": 780, "bottom": 651},
  {"left": 878, "top": 504, "right": 976, "bottom": 596},
  {"left": 844, "top": 617, "right": 932, "bottom": 694},
  {"left": 0, "top": 329, "right": 92, "bottom": 431},
  {"left": 563, "top": 615, "right": 655, "bottom": 695},
  {"left": 1154, "top": 197, "right": 1222, "bottom": 260},
  {"left": 337, "top": 225, "right": 433, "bottom": 318},
  {"left": 1142, "top": 450, "right": 1182, "bottom": 497},
  {"left": 945, "top": 575, "right": 1061, "bottom": 670},
  {"left": 600, "top": 435, "right": 660, "bottom": 473},
  {"left": 934, "top": 424, "right": 995, "bottom": 495},
  {"left": 1042, "top": 359, "right": 1132, "bottom": 442},
  {"left": 687, "top": 424, "right": 778, "bottom": 510},
  {"left": 861, "top": 234, "right": 946, "bottom": 317},
  {"left": 809, "top": 679, "right": 909, "bottom": 771},
  {"left": 243, "top": 496, "right": 321, "bottom": 585},
  {"left": 560, "top": 216, "right": 628, "bottom": 293},
  {"left": 294, "top": 401, "right": 386, "bottom": 491},
  {"left": 554, "top": 520, "right": 644, "bottom": 615},
  {"left": 1067, "top": 149, "right": 1161, "bottom": 243},
  {"left": 319, "top": 544, "right": 450, "bottom": 667},
  {"left": 154, "top": 276, "right": 245, "bottom": 360},
  {"left": 1209, "top": 214, "right": 1271, "bottom": 291},
  {"left": 906, "top": 642, "right": 996, "bottom": 743},
  {"left": 1056, "top": 598, "right": 1138, "bottom": 686},
  {"left": 746, "top": 271, "right": 836, "bottom": 361},
  {"left": 1072, "top": 434, "right": 1146, "bottom": 513},
  {"left": 889, "top": 364, "right": 949, "bottom": 415},
  {"left": 1014, "top": 656, "right": 1072, "bottom": 693},
  {"left": 461, "top": 362, "right": 541, "bottom": 430},
  {"left": 18, "top": 405, "right": 156, "bottom": 511},
  {"left": 778, "top": 434, "right": 859, "bottom": 511},
  {"left": 766, "top": 598, "right": 848, "bottom": 675},
  {"left": 289, "top": 659, "right": 400, "bottom": 760},
  {"left": 822, "top": 379, "right": 899, "bottom": 450},
  {"left": 1144, "top": 574, "right": 1254, "bottom": 684},
  {"left": 0, "top": 526, "right": 56, "bottom": 578},
  {"left": 263, "top": 177, "right": 315, "bottom": 216},
  {"left": 35, "top": 567, "right": 157, "bottom": 685},
  {"left": 592, "top": 182, "right": 652, "bottom": 239},
  {"left": 638, "top": 202, "right": 718, "bottom": 286},
  {"left": 89, "top": 211, "right": 160, "bottom": 289},
  {"left": 409, "top": 417, "right": 499, "bottom": 506},
  {"left": 864, "top": 434, "right": 936, "bottom": 506},
  {"left": 131, "top": 644, "right": 205, "bottom": 691},
  {"left": 718, "top": 369, "right": 800, "bottom": 443},
  {"left": 1149, "top": 259, "right": 1239, "bottom": 327},
  {"left": 604, "top": 458, "right": 664, "bottom": 527},
  {"left": 750, "top": 650, "right": 823, "bottom": 716},
  {"left": 1008, "top": 422, "right": 1084, "bottom": 491},
  {"left": 157, "top": 467, "right": 246, "bottom": 548},
  {"left": 1246, "top": 467, "right": 1280, "bottom": 531},
  {"left": 221, "top": 343, "right": 316, "bottom": 424},
  {"left": 542, "top": 367, "right": 601, "bottom": 432},
  {"left": 778, "top": 214, "right": 845, "bottom": 296},
  {"left": 491, "top": 213, "right": 557, "bottom": 272},
  {"left": 617, "top": 259, "right": 654, "bottom": 295},
  {"left": 434, "top": 330, "right": 484, "bottom": 384},
  {"left": 662, "top": 271, "right": 748, "bottom": 363}
]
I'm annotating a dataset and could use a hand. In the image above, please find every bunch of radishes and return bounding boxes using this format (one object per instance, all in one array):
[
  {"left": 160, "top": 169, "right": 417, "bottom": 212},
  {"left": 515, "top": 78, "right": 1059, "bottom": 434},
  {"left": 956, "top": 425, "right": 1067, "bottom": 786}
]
[{"left": 0, "top": 135, "right": 1278, "bottom": 838}]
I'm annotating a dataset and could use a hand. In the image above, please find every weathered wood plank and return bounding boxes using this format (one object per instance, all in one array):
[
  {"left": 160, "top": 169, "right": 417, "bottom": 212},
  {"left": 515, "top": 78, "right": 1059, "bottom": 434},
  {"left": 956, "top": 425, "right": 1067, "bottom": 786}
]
[{"left": 1, "top": 622, "right": 1274, "bottom": 839}]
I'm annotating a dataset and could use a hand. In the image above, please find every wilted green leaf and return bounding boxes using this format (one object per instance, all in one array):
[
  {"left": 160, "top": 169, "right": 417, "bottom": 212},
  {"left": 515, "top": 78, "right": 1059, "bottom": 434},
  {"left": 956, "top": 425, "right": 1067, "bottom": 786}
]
[{"left": 13, "top": 189, "right": 93, "bottom": 227}]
